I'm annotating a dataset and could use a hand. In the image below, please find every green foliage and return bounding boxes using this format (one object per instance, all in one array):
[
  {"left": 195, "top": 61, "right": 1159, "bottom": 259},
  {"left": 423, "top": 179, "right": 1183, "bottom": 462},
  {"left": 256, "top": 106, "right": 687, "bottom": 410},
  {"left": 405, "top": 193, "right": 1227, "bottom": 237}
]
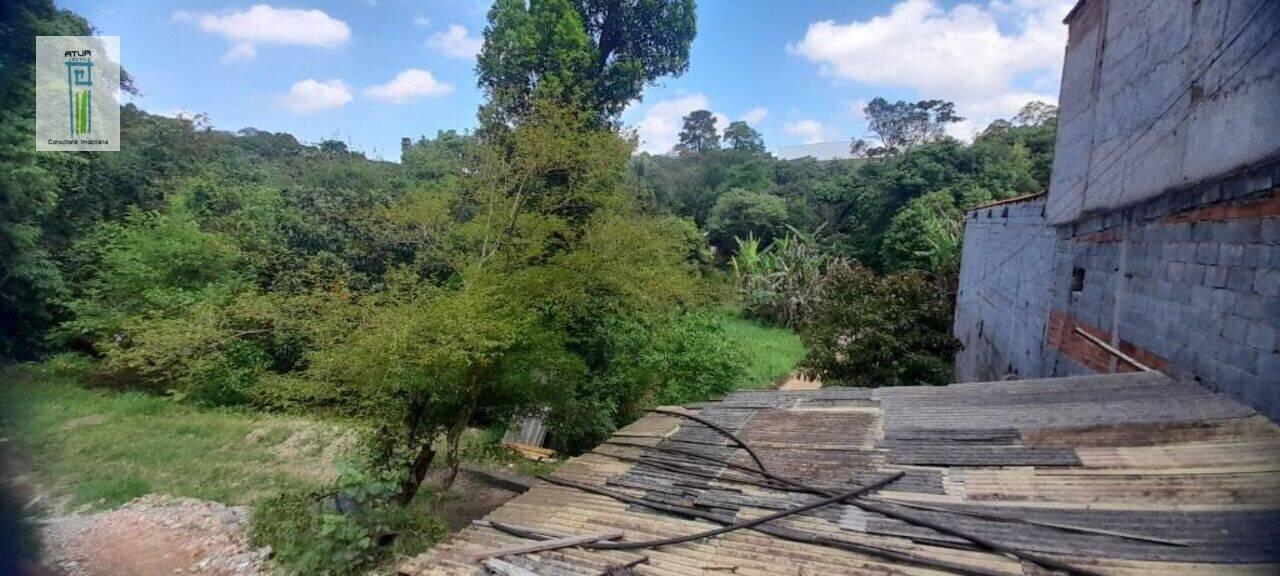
[
  {"left": 675, "top": 109, "right": 721, "bottom": 154},
  {"left": 707, "top": 189, "right": 787, "bottom": 253},
  {"left": 0, "top": 0, "right": 92, "bottom": 358},
  {"left": 548, "top": 312, "right": 747, "bottom": 452},
  {"left": 250, "top": 464, "right": 446, "bottom": 576},
  {"left": 477, "top": 0, "right": 696, "bottom": 130},
  {"left": 400, "top": 130, "right": 479, "bottom": 182},
  {"left": 880, "top": 191, "right": 963, "bottom": 274},
  {"left": 799, "top": 264, "right": 959, "bottom": 387},
  {"left": 732, "top": 230, "right": 832, "bottom": 329},
  {"left": 850, "top": 97, "right": 963, "bottom": 157},
  {"left": 0, "top": 364, "right": 344, "bottom": 507},
  {"left": 723, "top": 121, "right": 766, "bottom": 154},
  {"left": 715, "top": 313, "right": 806, "bottom": 389}
]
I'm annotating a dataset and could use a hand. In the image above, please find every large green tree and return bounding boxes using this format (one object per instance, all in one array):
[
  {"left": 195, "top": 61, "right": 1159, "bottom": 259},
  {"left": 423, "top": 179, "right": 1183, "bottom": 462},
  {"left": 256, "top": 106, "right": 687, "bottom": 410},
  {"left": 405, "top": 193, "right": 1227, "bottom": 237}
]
[
  {"left": 675, "top": 109, "right": 720, "bottom": 154},
  {"left": 706, "top": 188, "right": 786, "bottom": 253},
  {"left": 477, "top": 0, "right": 696, "bottom": 131},
  {"left": 0, "top": 0, "right": 91, "bottom": 358},
  {"left": 851, "top": 98, "right": 962, "bottom": 157},
  {"left": 723, "top": 120, "right": 765, "bottom": 154}
]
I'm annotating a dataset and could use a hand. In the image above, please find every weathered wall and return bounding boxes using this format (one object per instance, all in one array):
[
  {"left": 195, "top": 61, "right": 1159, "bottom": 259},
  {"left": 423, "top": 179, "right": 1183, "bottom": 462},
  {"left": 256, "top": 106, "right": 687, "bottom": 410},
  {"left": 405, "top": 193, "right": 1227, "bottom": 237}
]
[
  {"left": 954, "top": 196, "right": 1057, "bottom": 382},
  {"left": 1044, "top": 159, "right": 1280, "bottom": 420},
  {"left": 1047, "top": 0, "right": 1280, "bottom": 225}
]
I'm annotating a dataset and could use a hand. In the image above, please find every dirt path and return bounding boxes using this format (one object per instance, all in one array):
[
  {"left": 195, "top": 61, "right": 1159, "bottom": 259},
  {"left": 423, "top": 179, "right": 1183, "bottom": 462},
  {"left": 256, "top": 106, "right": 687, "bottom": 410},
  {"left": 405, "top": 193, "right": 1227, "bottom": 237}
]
[
  {"left": 777, "top": 373, "right": 821, "bottom": 390},
  {"left": 40, "top": 496, "right": 271, "bottom": 576}
]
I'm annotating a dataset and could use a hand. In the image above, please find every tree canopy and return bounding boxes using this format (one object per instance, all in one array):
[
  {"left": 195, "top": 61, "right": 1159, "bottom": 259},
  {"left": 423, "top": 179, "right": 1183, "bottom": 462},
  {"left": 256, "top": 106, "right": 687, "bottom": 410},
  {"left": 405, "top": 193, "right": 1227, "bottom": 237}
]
[
  {"left": 477, "top": 0, "right": 696, "bottom": 132},
  {"left": 675, "top": 109, "right": 720, "bottom": 154},
  {"left": 723, "top": 120, "right": 765, "bottom": 153},
  {"left": 851, "top": 98, "right": 963, "bottom": 158}
]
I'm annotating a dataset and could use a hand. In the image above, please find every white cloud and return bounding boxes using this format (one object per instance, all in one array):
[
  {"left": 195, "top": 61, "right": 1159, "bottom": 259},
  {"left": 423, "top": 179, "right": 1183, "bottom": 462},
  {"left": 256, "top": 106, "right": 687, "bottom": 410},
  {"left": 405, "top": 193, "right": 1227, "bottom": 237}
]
[
  {"left": 412, "top": 15, "right": 432, "bottom": 28},
  {"left": 784, "top": 119, "right": 832, "bottom": 144},
  {"left": 222, "top": 42, "right": 257, "bottom": 63},
  {"left": 427, "top": 24, "right": 483, "bottom": 59},
  {"left": 175, "top": 5, "right": 350, "bottom": 61},
  {"left": 789, "top": 0, "right": 1070, "bottom": 134},
  {"left": 278, "top": 79, "right": 353, "bottom": 113},
  {"left": 628, "top": 94, "right": 734, "bottom": 154},
  {"left": 741, "top": 107, "right": 768, "bottom": 125},
  {"left": 364, "top": 69, "right": 454, "bottom": 103},
  {"left": 848, "top": 99, "right": 868, "bottom": 121},
  {"left": 153, "top": 108, "right": 198, "bottom": 120}
]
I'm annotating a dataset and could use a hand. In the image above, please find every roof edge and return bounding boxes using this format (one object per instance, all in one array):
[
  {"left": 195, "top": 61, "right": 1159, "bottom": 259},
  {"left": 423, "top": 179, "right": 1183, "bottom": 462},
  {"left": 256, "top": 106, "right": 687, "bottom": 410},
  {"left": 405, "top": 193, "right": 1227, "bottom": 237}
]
[
  {"left": 965, "top": 191, "right": 1047, "bottom": 212},
  {"left": 1063, "top": 0, "right": 1090, "bottom": 24}
]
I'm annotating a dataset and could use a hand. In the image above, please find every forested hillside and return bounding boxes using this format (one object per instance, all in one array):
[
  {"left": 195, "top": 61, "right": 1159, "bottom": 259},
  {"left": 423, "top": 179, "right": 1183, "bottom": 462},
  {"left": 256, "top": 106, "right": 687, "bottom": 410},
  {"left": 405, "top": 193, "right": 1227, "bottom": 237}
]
[{"left": 2, "top": 0, "right": 1055, "bottom": 572}]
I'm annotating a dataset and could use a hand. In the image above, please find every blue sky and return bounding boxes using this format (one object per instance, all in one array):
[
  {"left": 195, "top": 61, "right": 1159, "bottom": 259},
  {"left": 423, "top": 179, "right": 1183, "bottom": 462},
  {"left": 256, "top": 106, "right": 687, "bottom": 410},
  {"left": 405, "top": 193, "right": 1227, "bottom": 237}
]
[{"left": 62, "top": 0, "right": 1074, "bottom": 160}]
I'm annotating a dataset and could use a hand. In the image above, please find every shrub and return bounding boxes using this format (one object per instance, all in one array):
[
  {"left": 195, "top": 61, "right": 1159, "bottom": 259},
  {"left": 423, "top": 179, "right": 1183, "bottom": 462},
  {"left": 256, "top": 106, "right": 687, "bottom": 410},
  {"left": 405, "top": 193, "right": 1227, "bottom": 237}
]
[
  {"left": 732, "top": 230, "right": 832, "bottom": 329},
  {"left": 879, "top": 191, "right": 963, "bottom": 274},
  {"left": 799, "top": 263, "right": 958, "bottom": 387},
  {"left": 707, "top": 188, "right": 787, "bottom": 254},
  {"left": 250, "top": 464, "right": 446, "bottom": 575},
  {"left": 547, "top": 312, "right": 747, "bottom": 452}
]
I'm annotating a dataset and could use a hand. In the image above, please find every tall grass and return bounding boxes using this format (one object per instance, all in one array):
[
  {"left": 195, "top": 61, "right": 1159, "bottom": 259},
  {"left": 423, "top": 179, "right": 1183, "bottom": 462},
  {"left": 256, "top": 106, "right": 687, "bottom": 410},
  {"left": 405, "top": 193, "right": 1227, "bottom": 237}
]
[
  {"left": 0, "top": 361, "right": 347, "bottom": 508},
  {"left": 716, "top": 312, "right": 806, "bottom": 389}
]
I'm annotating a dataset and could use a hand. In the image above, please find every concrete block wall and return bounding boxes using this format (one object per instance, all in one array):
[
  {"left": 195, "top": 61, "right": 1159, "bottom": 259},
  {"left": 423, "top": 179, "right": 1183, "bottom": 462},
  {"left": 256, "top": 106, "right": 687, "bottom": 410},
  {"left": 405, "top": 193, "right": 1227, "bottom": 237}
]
[
  {"left": 954, "top": 196, "right": 1057, "bottom": 382},
  {"left": 1047, "top": 0, "right": 1280, "bottom": 225},
  {"left": 1044, "top": 157, "right": 1280, "bottom": 420}
]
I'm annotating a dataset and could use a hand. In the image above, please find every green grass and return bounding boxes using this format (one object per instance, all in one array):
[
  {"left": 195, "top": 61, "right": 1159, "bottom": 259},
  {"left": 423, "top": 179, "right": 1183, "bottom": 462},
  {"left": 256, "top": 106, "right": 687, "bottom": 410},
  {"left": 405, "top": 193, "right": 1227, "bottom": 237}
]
[
  {"left": 0, "top": 363, "right": 350, "bottom": 509},
  {"left": 717, "top": 312, "right": 807, "bottom": 389}
]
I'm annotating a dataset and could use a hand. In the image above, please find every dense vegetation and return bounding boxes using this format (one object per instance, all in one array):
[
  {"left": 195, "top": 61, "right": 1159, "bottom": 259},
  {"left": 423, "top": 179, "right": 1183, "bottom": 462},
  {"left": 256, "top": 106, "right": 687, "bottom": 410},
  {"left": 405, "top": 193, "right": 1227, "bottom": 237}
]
[{"left": 1, "top": 0, "right": 1057, "bottom": 572}]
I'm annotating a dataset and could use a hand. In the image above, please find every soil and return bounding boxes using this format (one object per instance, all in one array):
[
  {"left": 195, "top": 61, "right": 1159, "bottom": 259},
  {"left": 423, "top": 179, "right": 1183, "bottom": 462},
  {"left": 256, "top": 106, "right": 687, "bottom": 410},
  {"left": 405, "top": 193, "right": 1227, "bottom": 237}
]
[
  {"left": 426, "top": 467, "right": 523, "bottom": 532},
  {"left": 39, "top": 495, "right": 271, "bottom": 576},
  {"left": 777, "top": 373, "right": 821, "bottom": 390},
  {"left": 32, "top": 469, "right": 524, "bottom": 575}
]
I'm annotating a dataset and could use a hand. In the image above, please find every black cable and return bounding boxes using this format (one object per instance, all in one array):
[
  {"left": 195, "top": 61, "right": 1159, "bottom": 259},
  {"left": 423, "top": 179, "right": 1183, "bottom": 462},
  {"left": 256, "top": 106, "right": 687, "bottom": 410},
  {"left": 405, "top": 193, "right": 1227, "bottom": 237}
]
[
  {"left": 655, "top": 408, "right": 1107, "bottom": 576},
  {"left": 533, "top": 471, "right": 901, "bottom": 550},
  {"left": 528, "top": 473, "right": 1018, "bottom": 576},
  {"left": 647, "top": 408, "right": 768, "bottom": 471}
]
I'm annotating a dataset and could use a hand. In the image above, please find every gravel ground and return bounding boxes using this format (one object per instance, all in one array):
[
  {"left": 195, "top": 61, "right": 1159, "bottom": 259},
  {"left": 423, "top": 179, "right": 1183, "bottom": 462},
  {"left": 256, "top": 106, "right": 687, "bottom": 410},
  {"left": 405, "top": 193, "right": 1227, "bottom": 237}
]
[{"left": 40, "top": 495, "right": 273, "bottom": 576}]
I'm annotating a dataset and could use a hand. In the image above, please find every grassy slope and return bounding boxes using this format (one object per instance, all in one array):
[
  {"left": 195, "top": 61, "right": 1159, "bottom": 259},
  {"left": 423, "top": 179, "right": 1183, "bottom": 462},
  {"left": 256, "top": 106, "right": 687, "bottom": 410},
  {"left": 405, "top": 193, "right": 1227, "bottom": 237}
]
[
  {"left": 718, "top": 313, "right": 807, "bottom": 390},
  {"left": 0, "top": 364, "right": 347, "bottom": 509}
]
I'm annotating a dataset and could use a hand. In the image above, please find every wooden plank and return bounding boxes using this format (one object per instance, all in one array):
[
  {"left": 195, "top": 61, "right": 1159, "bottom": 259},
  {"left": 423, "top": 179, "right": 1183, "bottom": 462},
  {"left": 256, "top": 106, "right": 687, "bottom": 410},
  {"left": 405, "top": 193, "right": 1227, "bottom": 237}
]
[
  {"left": 472, "top": 530, "right": 626, "bottom": 561},
  {"left": 480, "top": 558, "right": 542, "bottom": 576}
]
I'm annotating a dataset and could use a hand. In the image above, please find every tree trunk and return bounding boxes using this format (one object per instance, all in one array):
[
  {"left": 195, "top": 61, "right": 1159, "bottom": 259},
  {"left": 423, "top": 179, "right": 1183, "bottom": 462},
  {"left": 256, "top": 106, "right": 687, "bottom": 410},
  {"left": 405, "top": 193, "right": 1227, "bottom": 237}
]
[
  {"left": 433, "top": 383, "right": 479, "bottom": 510},
  {"left": 395, "top": 441, "right": 436, "bottom": 506}
]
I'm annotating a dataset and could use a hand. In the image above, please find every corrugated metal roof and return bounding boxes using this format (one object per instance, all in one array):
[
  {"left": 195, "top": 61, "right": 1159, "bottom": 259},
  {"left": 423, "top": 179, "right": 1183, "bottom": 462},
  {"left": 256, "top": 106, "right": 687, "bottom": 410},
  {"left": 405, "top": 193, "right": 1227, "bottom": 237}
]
[{"left": 401, "top": 372, "right": 1280, "bottom": 575}]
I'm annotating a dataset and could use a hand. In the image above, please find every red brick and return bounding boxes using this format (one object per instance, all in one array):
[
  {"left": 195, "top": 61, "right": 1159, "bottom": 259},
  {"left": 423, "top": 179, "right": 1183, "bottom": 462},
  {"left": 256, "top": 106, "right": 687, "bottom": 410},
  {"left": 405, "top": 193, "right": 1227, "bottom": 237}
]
[
  {"left": 1161, "top": 188, "right": 1280, "bottom": 224},
  {"left": 1045, "top": 309, "right": 1170, "bottom": 374}
]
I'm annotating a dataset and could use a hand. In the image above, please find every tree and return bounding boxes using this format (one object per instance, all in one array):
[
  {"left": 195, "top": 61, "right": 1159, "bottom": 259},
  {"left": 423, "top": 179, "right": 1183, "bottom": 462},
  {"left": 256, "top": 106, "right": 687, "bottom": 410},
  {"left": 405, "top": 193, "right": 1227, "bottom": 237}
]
[
  {"left": 477, "top": 0, "right": 696, "bottom": 131},
  {"left": 1013, "top": 101, "right": 1058, "bottom": 127},
  {"left": 706, "top": 188, "right": 786, "bottom": 253},
  {"left": 0, "top": 0, "right": 93, "bottom": 357},
  {"left": 675, "top": 109, "right": 720, "bottom": 154},
  {"left": 799, "top": 264, "right": 959, "bottom": 387},
  {"left": 879, "top": 191, "right": 963, "bottom": 274},
  {"left": 401, "top": 130, "right": 479, "bottom": 181},
  {"left": 723, "top": 120, "right": 765, "bottom": 153},
  {"left": 851, "top": 98, "right": 962, "bottom": 157}
]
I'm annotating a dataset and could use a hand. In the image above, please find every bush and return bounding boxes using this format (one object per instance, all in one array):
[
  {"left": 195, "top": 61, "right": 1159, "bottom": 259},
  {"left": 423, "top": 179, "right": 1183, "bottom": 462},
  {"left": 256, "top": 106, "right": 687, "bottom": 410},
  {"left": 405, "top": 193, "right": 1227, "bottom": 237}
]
[
  {"left": 799, "top": 264, "right": 958, "bottom": 387},
  {"left": 707, "top": 189, "right": 787, "bottom": 254},
  {"left": 43, "top": 352, "right": 95, "bottom": 379},
  {"left": 879, "top": 191, "right": 963, "bottom": 274},
  {"left": 732, "top": 231, "right": 831, "bottom": 328},
  {"left": 250, "top": 464, "right": 446, "bottom": 575},
  {"left": 547, "top": 312, "right": 748, "bottom": 452}
]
